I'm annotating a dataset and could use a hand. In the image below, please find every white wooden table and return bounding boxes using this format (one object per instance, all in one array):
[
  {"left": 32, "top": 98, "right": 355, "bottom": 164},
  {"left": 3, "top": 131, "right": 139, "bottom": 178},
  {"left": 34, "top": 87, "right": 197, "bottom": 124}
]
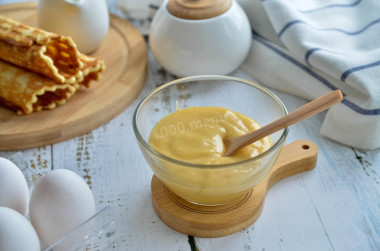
[{"left": 1, "top": 1, "right": 379, "bottom": 250}]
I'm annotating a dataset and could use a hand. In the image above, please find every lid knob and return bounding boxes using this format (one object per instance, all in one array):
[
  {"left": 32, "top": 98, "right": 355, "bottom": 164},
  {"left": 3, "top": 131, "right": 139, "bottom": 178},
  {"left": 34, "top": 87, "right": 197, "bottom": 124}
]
[{"left": 167, "top": 0, "right": 232, "bottom": 20}]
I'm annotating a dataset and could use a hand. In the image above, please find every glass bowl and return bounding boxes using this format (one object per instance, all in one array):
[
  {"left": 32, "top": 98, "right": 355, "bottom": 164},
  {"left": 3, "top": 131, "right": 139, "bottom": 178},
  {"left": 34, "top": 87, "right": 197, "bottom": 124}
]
[{"left": 133, "top": 75, "right": 288, "bottom": 205}]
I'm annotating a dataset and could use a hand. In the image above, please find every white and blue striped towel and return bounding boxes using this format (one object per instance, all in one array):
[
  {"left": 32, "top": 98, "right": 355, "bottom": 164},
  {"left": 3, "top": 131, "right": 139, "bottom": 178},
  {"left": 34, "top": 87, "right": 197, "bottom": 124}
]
[{"left": 239, "top": 0, "right": 380, "bottom": 149}]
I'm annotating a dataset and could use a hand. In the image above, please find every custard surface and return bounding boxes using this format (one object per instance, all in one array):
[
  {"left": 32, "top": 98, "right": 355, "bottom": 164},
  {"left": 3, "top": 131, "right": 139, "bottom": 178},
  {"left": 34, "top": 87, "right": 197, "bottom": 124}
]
[{"left": 149, "top": 107, "right": 271, "bottom": 164}]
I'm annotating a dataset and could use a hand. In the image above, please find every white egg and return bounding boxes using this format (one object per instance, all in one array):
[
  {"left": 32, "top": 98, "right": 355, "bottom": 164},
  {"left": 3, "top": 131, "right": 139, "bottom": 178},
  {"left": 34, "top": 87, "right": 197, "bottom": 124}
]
[
  {"left": 29, "top": 169, "right": 96, "bottom": 246},
  {"left": 0, "top": 157, "right": 29, "bottom": 215},
  {"left": 0, "top": 207, "right": 40, "bottom": 251}
]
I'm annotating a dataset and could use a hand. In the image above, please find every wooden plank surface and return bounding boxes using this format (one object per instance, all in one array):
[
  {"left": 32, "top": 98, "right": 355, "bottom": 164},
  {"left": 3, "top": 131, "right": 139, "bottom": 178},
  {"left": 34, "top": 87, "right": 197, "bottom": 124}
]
[{"left": 0, "top": 0, "right": 379, "bottom": 250}]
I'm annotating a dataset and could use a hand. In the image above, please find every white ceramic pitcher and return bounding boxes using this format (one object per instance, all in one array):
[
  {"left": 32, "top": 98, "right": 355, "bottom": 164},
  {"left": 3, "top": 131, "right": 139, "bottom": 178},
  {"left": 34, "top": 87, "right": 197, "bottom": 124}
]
[{"left": 38, "top": 0, "right": 109, "bottom": 54}]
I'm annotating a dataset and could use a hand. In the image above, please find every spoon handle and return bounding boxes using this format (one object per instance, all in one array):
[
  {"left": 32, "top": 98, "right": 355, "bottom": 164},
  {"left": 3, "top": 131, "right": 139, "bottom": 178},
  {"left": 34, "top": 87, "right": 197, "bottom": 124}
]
[{"left": 224, "top": 90, "right": 343, "bottom": 156}]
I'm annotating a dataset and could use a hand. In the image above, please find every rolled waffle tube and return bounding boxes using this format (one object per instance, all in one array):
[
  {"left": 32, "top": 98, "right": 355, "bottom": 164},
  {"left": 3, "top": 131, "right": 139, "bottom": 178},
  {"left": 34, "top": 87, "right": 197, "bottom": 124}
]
[
  {"left": 0, "top": 59, "right": 79, "bottom": 115},
  {"left": 0, "top": 15, "right": 104, "bottom": 85}
]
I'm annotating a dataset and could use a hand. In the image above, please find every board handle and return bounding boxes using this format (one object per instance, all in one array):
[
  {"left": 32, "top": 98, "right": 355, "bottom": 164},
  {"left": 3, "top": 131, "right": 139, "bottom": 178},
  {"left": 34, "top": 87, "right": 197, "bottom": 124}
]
[{"left": 265, "top": 140, "right": 318, "bottom": 190}]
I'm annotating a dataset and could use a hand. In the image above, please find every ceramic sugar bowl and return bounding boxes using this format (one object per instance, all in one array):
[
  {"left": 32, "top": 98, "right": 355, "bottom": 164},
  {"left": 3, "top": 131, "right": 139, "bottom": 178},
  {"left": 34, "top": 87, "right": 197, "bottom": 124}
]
[{"left": 149, "top": 0, "right": 252, "bottom": 77}]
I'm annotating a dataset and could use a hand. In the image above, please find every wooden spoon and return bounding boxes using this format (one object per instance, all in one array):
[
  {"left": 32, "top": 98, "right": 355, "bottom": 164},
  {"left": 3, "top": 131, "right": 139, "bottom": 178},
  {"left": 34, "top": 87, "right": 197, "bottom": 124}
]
[{"left": 223, "top": 90, "right": 343, "bottom": 156}]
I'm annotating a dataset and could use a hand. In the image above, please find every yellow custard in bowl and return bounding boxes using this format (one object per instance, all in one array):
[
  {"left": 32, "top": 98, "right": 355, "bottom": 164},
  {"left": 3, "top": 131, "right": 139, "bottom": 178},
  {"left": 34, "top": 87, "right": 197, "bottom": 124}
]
[
  {"left": 133, "top": 76, "right": 288, "bottom": 205},
  {"left": 148, "top": 106, "right": 272, "bottom": 204},
  {"left": 149, "top": 107, "right": 271, "bottom": 164}
]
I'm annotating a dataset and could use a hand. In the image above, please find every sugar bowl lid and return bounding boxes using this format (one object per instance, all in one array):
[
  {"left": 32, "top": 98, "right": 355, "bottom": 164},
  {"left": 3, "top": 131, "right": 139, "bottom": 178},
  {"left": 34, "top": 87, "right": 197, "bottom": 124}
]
[{"left": 167, "top": 0, "right": 232, "bottom": 20}]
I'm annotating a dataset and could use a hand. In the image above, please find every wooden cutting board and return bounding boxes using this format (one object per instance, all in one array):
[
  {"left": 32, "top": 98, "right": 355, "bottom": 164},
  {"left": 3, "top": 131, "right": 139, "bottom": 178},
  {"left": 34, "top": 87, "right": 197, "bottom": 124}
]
[
  {"left": 0, "top": 3, "right": 147, "bottom": 150},
  {"left": 151, "top": 140, "right": 318, "bottom": 238}
]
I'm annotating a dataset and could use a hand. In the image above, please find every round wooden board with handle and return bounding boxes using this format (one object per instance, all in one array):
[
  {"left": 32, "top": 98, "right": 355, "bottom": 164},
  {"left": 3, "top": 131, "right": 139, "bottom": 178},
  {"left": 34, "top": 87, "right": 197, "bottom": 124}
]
[
  {"left": 151, "top": 140, "right": 318, "bottom": 238},
  {"left": 0, "top": 2, "right": 147, "bottom": 150}
]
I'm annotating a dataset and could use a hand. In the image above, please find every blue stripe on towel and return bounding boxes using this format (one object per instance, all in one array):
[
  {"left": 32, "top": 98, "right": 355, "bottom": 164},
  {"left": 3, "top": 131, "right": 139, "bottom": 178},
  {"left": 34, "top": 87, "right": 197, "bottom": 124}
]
[
  {"left": 305, "top": 48, "right": 321, "bottom": 65},
  {"left": 305, "top": 48, "right": 348, "bottom": 65},
  {"left": 251, "top": 30, "right": 380, "bottom": 115},
  {"left": 278, "top": 20, "right": 302, "bottom": 37},
  {"left": 299, "top": 0, "right": 362, "bottom": 13},
  {"left": 341, "top": 60, "right": 380, "bottom": 82},
  {"left": 341, "top": 99, "right": 380, "bottom": 115},
  {"left": 148, "top": 4, "right": 159, "bottom": 10},
  {"left": 278, "top": 17, "right": 380, "bottom": 38}
]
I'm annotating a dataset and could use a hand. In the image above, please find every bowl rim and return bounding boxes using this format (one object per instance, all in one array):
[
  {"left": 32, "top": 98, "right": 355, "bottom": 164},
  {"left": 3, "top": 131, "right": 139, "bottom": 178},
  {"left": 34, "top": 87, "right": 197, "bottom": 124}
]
[{"left": 132, "top": 75, "right": 289, "bottom": 169}]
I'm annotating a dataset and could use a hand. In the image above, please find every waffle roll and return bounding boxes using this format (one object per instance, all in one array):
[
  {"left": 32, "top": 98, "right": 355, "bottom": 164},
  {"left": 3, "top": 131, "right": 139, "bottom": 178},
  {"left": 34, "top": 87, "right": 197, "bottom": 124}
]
[
  {"left": 77, "top": 54, "right": 105, "bottom": 88},
  {"left": 0, "top": 15, "right": 105, "bottom": 114},
  {"left": 0, "top": 60, "right": 79, "bottom": 115},
  {"left": 0, "top": 15, "right": 106, "bottom": 84},
  {"left": 0, "top": 53, "right": 106, "bottom": 115}
]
